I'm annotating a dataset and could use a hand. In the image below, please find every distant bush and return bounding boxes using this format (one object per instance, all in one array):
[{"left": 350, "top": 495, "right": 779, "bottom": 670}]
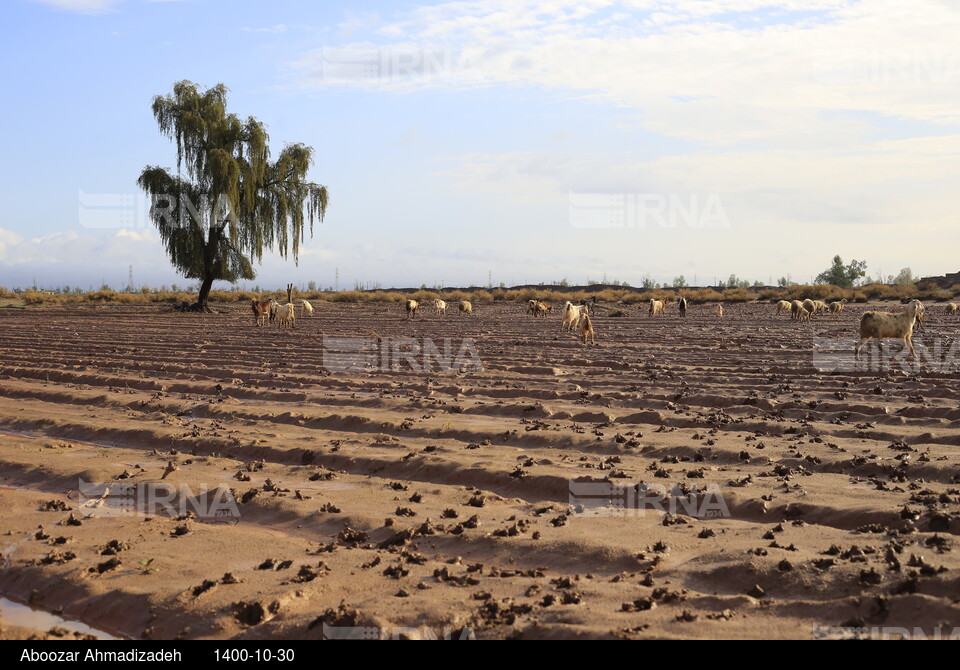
[
  {"left": 470, "top": 290, "right": 494, "bottom": 303},
  {"left": 412, "top": 290, "right": 440, "bottom": 303},
  {"left": 22, "top": 290, "right": 64, "bottom": 305},
  {"left": 15, "top": 281, "right": 956, "bottom": 308},
  {"left": 721, "top": 288, "right": 753, "bottom": 303},
  {"left": 685, "top": 288, "right": 724, "bottom": 303}
]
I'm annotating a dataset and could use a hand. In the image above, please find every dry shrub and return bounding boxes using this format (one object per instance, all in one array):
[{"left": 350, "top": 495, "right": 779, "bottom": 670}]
[
  {"left": 22, "top": 291, "right": 65, "bottom": 305},
  {"left": 441, "top": 290, "right": 471, "bottom": 303},
  {"left": 207, "top": 290, "right": 258, "bottom": 303},
  {"left": 412, "top": 290, "right": 440, "bottom": 303},
  {"left": 721, "top": 288, "right": 753, "bottom": 303},
  {"left": 470, "top": 290, "right": 494, "bottom": 303},
  {"left": 860, "top": 283, "right": 918, "bottom": 301},
  {"left": 591, "top": 289, "right": 629, "bottom": 303},
  {"left": 918, "top": 287, "right": 953, "bottom": 302},
  {"left": 329, "top": 291, "right": 369, "bottom": 303},
  {"left": 685, "top": 288, "right": 724, "bottom": 303}
]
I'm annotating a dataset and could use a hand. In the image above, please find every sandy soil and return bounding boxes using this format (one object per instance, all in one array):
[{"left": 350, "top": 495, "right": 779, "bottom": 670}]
[{"left": 0, "top": 300, "right": 958, "bottom": 640}]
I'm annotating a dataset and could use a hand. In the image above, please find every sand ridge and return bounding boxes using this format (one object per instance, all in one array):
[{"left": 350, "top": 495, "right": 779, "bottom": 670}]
[{"left": 0, "top": 300, "right": 958, "bottom": 639}]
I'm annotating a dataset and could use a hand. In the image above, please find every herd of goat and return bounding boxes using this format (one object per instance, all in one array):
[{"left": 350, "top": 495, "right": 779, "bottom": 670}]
[{"left": 250, "top": 295, "right": 958, "bottom": 357}]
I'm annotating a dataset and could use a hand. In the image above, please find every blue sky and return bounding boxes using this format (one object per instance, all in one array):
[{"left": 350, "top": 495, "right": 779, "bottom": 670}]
[{"left": 2, "top": 0, "right": 959, "bottom": 290}]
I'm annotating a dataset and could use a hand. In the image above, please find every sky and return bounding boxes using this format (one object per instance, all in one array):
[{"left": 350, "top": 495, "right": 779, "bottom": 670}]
[{"left": 2, "top": 0, "right": 959, "bottom": 291}]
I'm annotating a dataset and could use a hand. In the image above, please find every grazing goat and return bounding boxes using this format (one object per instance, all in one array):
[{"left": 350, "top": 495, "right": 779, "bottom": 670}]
[
  {"left": 776, "top": 300, "right": 792, "bottom": 315},
  {"left": 580, "top": 297, "right": 598, "bottom": 315},
  {"left": 790, "top": 300, "right": 804, "bottom": 320},
  {"left": 301, "top": 300, "right": 314, "bottom": 317},
  {"left": 802, "top": 299, "right": 816, "bottom": 317},
  {"left": 405, "top": 299, "right": 419, "bottom": 320},
  {"left": 276, "top": 302, "right": 296, "bottom": 330},
  {"left": 914, "top": 300, "right": 925, "bottom": 331},
  {"left": 947, "top": 303, "right": 958, "bottom": 315},
  {"left": 527, "top": 299, "right": 539, "bottom": 316},
  {"left": 251, "top": 299, "right": 272, "bottom": 327},
  {"left": 269, "top": 299, "right": 281, "bottom": 324},
  {"left": 797, "top": 306, "right": 811, "bottom": 323},
  {"left": 716, "top": 304, "right": 724, "bottom": 318},
  {"left": 678, "top": 296, "right": 688, "bottom": 317},
  {"left": 579, "top": 313, "right": 596, "bottom": 345},
  {"left": 459, "top": 301, "right": 473, "bottom": 315},
  {"left": 649, "top": 299, "right": 665, "bottom": 316},
  {"left": 830, "top": 299, "right": 847, "bottom": 315},
  {"left": 813, "top": 300, "right": 829, "bottom": 314},
  {"left": 434, "top": 299, "right": 447, "bottom": 316},
  {"left": 533, "top": 301, "right": 552, "bottom": 318},
  {"left": 561, "top": 301, "right": 584, "bottom": 331},
  {"left": 855, "top": 299, "right": 922, "bottom": 359}
]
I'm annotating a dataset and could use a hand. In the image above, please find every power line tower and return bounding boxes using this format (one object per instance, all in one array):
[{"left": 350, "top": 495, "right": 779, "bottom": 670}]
[
  {"left": 128, "top": 265, "right": 134, "bottom": 292},
  {"left": 335, "top": 267, "right": 339, "bottom": 291}
]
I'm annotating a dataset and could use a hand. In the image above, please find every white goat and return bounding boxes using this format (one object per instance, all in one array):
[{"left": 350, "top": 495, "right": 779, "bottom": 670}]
[
  {"left": 855, "top": 299, "right": 922, "bottom": 359},
  {"left": 561, "top": 301, "right": 584, "bottom": 331},
  {"left": 276, "top": 302, "right": 296, "bottom": 330}
]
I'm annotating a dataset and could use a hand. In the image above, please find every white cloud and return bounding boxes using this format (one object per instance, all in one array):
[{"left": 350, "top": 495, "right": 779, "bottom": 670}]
[
  {"left": 29, "top": 0, "right": 189, "bottom": 14},
  {"left": 242, "top": 24, "right": 287, "bottom": 34},
  {"left": 288, "top": 1, "right": 960, "bottom": 145},
  {"left": 29, "top": 0, "right": 123, "bottom": 13}
]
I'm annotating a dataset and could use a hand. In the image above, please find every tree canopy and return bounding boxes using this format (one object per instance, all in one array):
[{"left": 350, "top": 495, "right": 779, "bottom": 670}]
[
  {"left": 816, "top": 255, "right": 867, "bottom": 288},
  {"left": 138, "top": 81, "right": 328, "bottom": 307}
]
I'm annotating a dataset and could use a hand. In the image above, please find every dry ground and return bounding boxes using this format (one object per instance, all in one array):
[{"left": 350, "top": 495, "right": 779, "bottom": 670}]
[{"left": 0, "top": 300, "right": 958, "bottom": 640}]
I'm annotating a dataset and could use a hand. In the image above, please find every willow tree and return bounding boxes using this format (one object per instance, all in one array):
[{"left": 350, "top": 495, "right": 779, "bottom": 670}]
[{"left": 138, "top": 81, "right": 328, "bottom": 310}]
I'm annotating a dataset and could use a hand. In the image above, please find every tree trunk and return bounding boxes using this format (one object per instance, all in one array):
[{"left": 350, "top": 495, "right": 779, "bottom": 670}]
[
  {"left": 194, "top": 223, "right": 222, "bottom": 312},
  {"left": 195, "top": 276, "right": 214, "bottom": 311}
]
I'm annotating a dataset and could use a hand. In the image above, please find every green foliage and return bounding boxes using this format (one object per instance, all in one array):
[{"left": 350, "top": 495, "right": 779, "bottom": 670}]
[
  {"left": 816, "top": 255, "right": 867, "bottom": 287},
  {"left": 672, "top": 275, "right": 688, "bottom": 288},
  {"left": 892, "top": 267, "right": 916, "bottom": 285},
  {"left": 138, "top": 81, "right": 329, "bottom": 305},
  {"left": 724, "top": 274, "right": 751, "bottom": 289}
]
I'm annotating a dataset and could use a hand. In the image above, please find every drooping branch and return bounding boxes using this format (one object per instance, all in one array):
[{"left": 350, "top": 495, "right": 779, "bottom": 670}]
[{"left": 138, "top": 81, "right": 328, "bottom": 306}]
